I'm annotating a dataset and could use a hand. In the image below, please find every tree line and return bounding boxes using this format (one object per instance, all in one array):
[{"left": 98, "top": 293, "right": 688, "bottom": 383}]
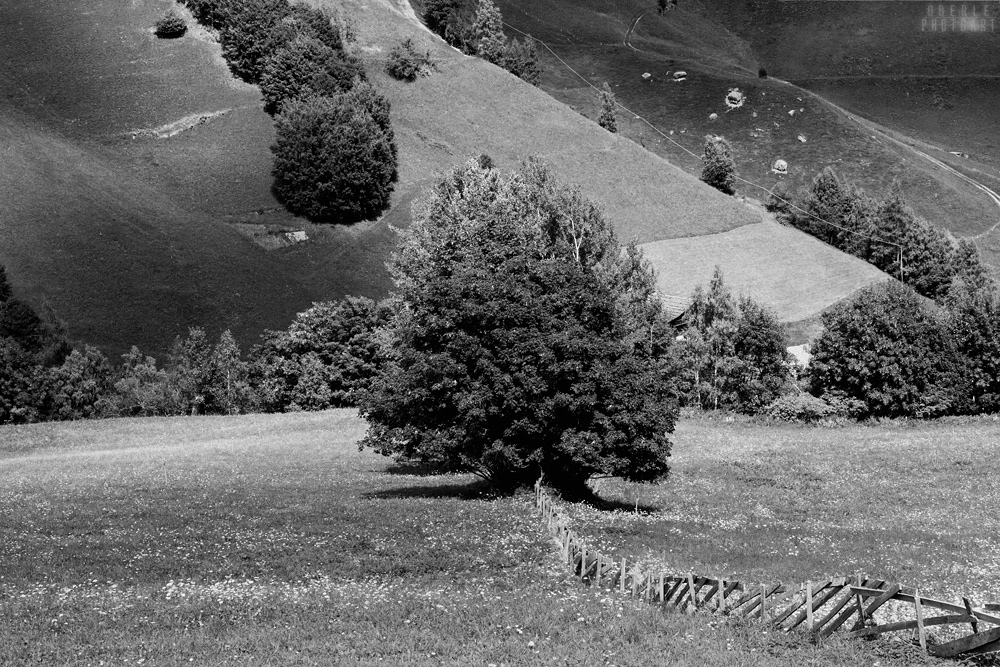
[
  {"left": 421, "top": 0, "right": 541, "bottom": 84},
  {"left": 768, "top": 168, "right": 990, "bottom": 302}
]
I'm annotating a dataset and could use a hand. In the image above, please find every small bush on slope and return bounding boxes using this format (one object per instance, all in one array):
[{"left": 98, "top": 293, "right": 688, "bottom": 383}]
[
  {"left": 386, "top": 38, "right": 431, "bottom": 81},
  {"left": 154, "top": 9, "right": 187, "bottom": 38}
]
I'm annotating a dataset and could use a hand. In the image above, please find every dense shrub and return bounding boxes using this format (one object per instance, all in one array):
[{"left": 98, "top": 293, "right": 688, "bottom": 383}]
[
  {"left": 252, "top": 296, "right": 393, "bottom": 411},
  {"left": 764, "top": 393, "right": 836, "bottom": 423},
  {"left": 502, "top": 36, "right": 541, "bottom": 85},
  {"left": 154, "top": 9, "right": 187, "bottom": 38},
  {"left": 700, "top": 136, "right": 737, "bottom": 195},
  {"left": 0, "top": 338, "right": 42, "bottom": 424},
  {"left": 216, "top": 0, "right": 292, "bottom": 82},
  {"left": 360, "top": 159, "right": 677, "bottom": 495},
  {"left": 944, "top": 280, "right": 1000, "bottom": 414},
  {"left": 271, "top": 94, "right": 396, "bottom": 223},
  {"left": 809, "top": 281, "right": 961, "bottom": 418},
  {"left": 99, "top": 347, "right": 181, "bottom": 417},
  {"left": 259, "top": 36, "right": 364, "bottom": 114},
  {"left": 42, "top": 346, "right": 114, "bottom": 421},
  {"left": 385, "top": 38, "right": 430, "bottom": 81}
]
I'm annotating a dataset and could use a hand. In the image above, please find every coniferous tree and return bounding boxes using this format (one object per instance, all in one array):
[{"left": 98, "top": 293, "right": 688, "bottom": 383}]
[
  {"left": 598, "top": 83, "right": 618, "bottom": 133},
  {"left": 259, "top": 36, "right": 364, "bottom": 114},
  {"left": 502, "top": 36, "right": 542, "bottom": 85},
  {"left": 471, "top": 0, "right": 507, "bottom": 66},
  {"left": 700, "top": 136, "right": 737, "bottom": 195}
]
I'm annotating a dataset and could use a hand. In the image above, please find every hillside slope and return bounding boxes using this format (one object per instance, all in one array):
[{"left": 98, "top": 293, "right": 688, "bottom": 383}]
[
  {"left": 495, "top": 0, "right": 1000, "bottom": 252},
  {"left": 330, "top": 0, "right": 762, "bottom": 244},
  {"left": 0, "top": 0, "right": 891, "bottom": 356}
]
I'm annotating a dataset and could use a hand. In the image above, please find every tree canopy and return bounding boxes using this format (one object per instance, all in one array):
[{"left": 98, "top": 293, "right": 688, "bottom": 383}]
[
  {"left": 359, "top": 159, "right": 677, "bottom": 495},
  {"left": 809, "top": 281, "right": 960, "bottom": 418}
]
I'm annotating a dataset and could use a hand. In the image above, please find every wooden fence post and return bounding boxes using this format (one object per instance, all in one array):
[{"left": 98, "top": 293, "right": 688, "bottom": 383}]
[
  {"left": 620, "top": 558, "right": 627, "bottom": 595},
  {"left": 595, "top": 553, "right": 602, "bottom": 588},
  {"left": 760, "top": 583, "right": 767, "bottom": 620},
  {"left": 580, "top": 544, "right": 587, "bottom": 580},
  {"left": 659, "top": 572, "right": 665, "bottom": 603},
  {"left": 806, "top": 581, "right": 814, "bottom": 631},
  {"left": 687, "top": 573, "right": 697, "bottom": 612},
  {"left": 914, "top": 588, "right": 927, "bottom": 651},
  {"left": 718, "top": 576, "right": 726, "bottom": 613},
  {"left": 855, "top": 574, "right": 867, "bottom": 628},
  {"left": 964, "top": 597, "right": 980, "bottom": 635}
]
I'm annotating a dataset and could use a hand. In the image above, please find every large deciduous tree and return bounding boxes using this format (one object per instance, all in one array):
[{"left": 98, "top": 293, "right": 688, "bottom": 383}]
[
  {"left": 809, "top": 281, "right": 960, "bottom": 418},
  {"left": 671, "top": 268, "right": 790, "bottom": 413},
  {"left": 359, "top": 158, "right": 677, "bottom": 495}
]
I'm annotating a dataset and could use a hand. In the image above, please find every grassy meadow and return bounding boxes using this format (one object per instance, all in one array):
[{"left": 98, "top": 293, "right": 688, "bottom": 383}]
[
  {"left": 567, "top": 414, "right": 1000, "bottom": 606},
  {"left": 2, "top": 410, "right": 994, "bottom": 665}
]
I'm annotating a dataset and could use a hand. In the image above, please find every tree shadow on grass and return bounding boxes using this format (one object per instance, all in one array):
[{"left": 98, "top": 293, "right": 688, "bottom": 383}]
[
  {"left": 364, "top": 477, "right": 513, "bottom": 501},
  {"left": 382, "top": 461, "right": 448, "bottom": 477},
  {"left": 560, "top": 485, "right": 661, "bottom": 514}
]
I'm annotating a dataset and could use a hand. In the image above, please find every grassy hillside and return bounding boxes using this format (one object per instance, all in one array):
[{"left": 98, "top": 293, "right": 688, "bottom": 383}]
[
  {"left": 0, "top": 0, "right": 905, "bottom": 356},
  {"left": 0, "top": 0, "right": 401, "bottom": 357},
  {"left": 496, "top": 0, "right": 1000, "bottom": 250},
  {"left": 642, "top": 218, "right": 889, "bottom": 326},
  {"left": 329, "top": 0, "right": 894, "bottom": 328},
  {"left": 0, "top": 409, "right": 968, "bottom": 666}
]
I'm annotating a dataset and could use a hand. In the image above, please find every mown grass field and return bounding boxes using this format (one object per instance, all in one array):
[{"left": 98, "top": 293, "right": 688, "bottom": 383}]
[
  {"left": 565, "top": 414, "right": 1000, "bottom": 606},
  {"left": 641, "top": 217, "right": 887, "bottom": 329},
  {"left": 1, "top": 409, "right": 993, "bottom": 665}
]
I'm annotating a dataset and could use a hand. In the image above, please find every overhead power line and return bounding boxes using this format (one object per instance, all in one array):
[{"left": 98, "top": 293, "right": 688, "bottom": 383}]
[{"left": 500, "top": 20, "right": 905, "bottom": 280}]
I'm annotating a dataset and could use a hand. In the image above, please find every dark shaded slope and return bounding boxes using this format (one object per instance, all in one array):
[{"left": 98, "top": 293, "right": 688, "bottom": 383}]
[{"left": 0, "top": 104, "right": 311, "bottom": 358}]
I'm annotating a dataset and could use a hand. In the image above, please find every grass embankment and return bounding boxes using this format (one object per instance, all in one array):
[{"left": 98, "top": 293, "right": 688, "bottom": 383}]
[{"left": 0, "top": 410, "right": 957, "bottom": 666}]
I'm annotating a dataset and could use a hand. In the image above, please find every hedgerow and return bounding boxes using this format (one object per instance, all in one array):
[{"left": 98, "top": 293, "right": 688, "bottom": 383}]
[{"left": 176, "top": 0, "right": 395, "bottom": 224}]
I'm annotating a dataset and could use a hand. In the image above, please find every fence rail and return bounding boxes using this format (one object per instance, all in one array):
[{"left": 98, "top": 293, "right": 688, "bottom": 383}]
[{"left": 535, "top": 480, "right": 1000, "bottom": 659}]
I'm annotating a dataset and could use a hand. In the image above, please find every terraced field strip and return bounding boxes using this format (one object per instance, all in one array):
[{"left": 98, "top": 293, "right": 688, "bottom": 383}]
[{"left": 535, "top": 480, "right": 1000, "bottom": 658}]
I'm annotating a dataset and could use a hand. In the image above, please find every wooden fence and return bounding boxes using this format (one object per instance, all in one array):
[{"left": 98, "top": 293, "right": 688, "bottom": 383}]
[{"left": 535, "top": 480, "right": 1000, "bottom": 658}]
